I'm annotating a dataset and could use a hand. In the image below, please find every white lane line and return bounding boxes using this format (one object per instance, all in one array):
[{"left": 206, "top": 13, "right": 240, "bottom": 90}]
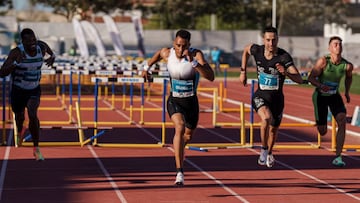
[
  {"left": 0, "top": 130, "right": 13, "bottom": 201},
  {"left": 101, "top": 98, "right": 250, "bottom": 202},
  {"left": 277, "top": 131, "right": 360, "bottom": 201},
  {"left": 199, "top": 92, "right": 360, "bottom": 137},
  {"left": 101, "top": 93, "right": 359, "bottom": 202},
  {"left": 166, "top": 145, "right": 250, "bottom": 203},
  {"left": 87, "top": 145, "right": 128, "bottom": 203},
  {"left": 200, "top": 123, "right": 360, "bottom": 201}
]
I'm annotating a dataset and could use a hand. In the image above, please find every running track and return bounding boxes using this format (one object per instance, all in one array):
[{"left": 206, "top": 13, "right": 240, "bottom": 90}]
[{"left": 0, "top": 78, "right": 359, "bottom": 203}]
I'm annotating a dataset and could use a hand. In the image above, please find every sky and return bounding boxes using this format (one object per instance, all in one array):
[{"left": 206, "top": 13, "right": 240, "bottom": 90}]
[
  {"left": 12, "top": 0, "right": 30, "bottom": 10},
  {"left": 12, "top": 0, "right": 52, "bottom": 11}
]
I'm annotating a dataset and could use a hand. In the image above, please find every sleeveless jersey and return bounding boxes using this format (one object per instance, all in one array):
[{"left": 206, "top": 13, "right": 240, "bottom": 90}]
[
  {"left": 167, "top": 48, "right": 200, "bottom": 98},
  {"left": 250, "top": 44, "right": 294, "bottom": 92},
  {"left": 12, "top": 44, "right": 43, "bottom": 90},
  {"left": 318, "top": 55, "right": 347, "bottom": 96}
]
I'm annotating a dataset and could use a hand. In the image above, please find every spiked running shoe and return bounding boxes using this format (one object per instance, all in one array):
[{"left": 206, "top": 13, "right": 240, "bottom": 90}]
[
  {"left": 266, "top": 154, "right": 275, "bottom": 168},
  {"left": 174, "top": 172, "right": 184, "bottom": 186},
  {"left": 258, "top": 148, "right": 268, "bottom": 166},
  {"left": 332, "top": 156, "right": 345, "bottom": 167},
  {"left": 33, "top": 148, "right": 45, "bottom": 161}
]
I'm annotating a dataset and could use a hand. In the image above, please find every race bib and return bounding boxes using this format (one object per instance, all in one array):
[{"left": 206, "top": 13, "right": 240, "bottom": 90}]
[
  {"left": 258, "top": 72, "right": 279, "bottom": 90},
  {"left": 321, "top": 81, "right": 339, "bottom": 95},
  {"left": 171, "top": 79, "right": 194, "bottom": 98}
]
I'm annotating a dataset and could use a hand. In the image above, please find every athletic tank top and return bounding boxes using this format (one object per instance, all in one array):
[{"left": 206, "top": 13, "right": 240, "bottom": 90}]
[
  {"left": 250, "top": 44, "right": 294, "bottom": 92},
  {"left": 318, "top": 55, "right": 347, "bottom": 96},
  {"left": 167, "top": 48, "right": 200, "bottom": 98},
  {"left": 12, "top": 44, "right": 43, "bottom": 90}
]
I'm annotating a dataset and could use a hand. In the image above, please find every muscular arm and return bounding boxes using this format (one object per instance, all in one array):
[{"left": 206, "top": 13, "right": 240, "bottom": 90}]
[
  {"left": 38, "top": 40, "right": 55, "bottom": 67},
  {"left": 239, "top": 44, "right": 252, "bottom": 86},
  {"left": 308, "top": 57, "right": 326, "bottom": 88},
  {"left": 142, "top": 47, "right": 169, "bottom": 79},
  {"left": 193, "top": 50, "right": 214, "bottom": 81},
  {"left": 286, "top": 65, "right": 304, "bottom": 84},
  {"left": 147, "top": 48, "right": 169, "bottom": 67},
  {"left": 0, "top": 48, "right": 21, "bottom": 77},
  {"left": 344, "top": 62, "right": 353, "bottom": 103},
  {"left": 38, "top": 40, "right": 54, "bottom": 56}
]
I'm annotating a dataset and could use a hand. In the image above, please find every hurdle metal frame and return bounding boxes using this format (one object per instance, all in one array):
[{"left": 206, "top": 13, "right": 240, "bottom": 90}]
[{"left": 77, "top": 76, "right": 166, "bottom": 147}]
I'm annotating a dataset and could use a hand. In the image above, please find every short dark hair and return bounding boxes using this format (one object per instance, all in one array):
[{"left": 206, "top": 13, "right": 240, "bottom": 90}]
[
  {"left": 329, "top": 36, "right": 342, "bottom": 44},
  {"left": 175, "top": 29, "right": 191, "bottom": 41},
  {"left": 20, "top": 28, "right": 35, "bottom": 40},
  {"left": 262, "top": 26, "right": 278, "bottom": 35}
]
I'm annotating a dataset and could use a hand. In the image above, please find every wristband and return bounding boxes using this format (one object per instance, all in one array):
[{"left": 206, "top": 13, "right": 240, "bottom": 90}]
[
  {"left": 143, "top": 64, "right": 149, "bottom": 71},
  {"left": 191, "top": 60, "right": 198, "bottom": 68}
]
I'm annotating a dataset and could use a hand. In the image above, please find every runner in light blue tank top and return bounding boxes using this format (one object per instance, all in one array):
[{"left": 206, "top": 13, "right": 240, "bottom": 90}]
[{"left": 0, "top": 28, "right": 55, "bottom": 161}]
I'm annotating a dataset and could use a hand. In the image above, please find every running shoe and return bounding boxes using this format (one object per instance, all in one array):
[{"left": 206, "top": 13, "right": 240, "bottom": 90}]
[
  {"left": 258, "top": 148, "right": 268, "bottom": 165},
  {"left": 174, "top": 172, "right": 184, "bottom": 186},
  {"left": 15, "top": 128, "right": 26, "bottom": 147},
  {"left": 33, "top": 147, "right": 45, "bottom": 161},
  {"left": 332, "top": 156, "right": 345, "bottom": 167},
  {"left": 266, "top": 154, "right": 275, "bottom": 168}
]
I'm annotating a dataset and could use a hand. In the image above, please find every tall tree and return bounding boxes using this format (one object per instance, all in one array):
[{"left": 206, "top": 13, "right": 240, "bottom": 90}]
[
  {"left": 30, "top": 0, "right": 132, "bottom": 21},
  {"left": 0, "top": 0, "right": 12, "bottom": 13},
  {"left": 275, "top": 0, "right": 348, "bottom": 36},
  {"left": 149, "top": 0, "right": 347, "bottom": 35}
]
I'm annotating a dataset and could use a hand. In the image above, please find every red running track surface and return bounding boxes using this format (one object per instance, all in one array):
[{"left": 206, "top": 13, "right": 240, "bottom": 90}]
[{"left": 0, "top": 78, "right": 359, "bottom": 203}]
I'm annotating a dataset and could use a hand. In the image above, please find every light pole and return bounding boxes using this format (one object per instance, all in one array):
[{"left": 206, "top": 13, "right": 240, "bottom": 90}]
[{"left": 272, "top": 0, "right": 276, "bottom": 28}]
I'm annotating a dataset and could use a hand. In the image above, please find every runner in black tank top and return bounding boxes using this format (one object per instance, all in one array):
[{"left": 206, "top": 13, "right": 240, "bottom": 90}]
[{"left": 240, "top": 26, "right": 304, "bottom": 168}]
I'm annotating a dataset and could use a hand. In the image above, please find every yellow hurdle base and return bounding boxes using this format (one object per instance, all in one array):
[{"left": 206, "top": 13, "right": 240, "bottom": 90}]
[
  {"left": 94, "top": 143, "right": 164, "bottom": 148},
  {"left": 187, "top": 143, "right": 251, "bottom": 148},
  {"left": 343, "top": 145, "right": 360, "bottom": 152},
  {"left": 273, "top": 144, "right": 320, "bottom": 149},
  {"left": 21, "top": 142, "right": 81, "bottom": 147}
]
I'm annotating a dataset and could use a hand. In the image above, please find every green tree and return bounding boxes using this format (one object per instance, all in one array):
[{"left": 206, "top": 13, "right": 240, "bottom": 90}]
[
  {"left": 30, "top": 0, "right": 132, "bottom": 21},
  {"left": 147, "top": 0, "right": 347, "bottom": 35},
  {"left": 0, "top": 0, "right": 12, "bottom": 14},
  {"left": 276, "top": 0, "right": 348, "bottom": 36}
]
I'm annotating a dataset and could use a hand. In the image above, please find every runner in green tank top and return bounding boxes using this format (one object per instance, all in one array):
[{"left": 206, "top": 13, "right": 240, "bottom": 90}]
[{"left": 308, "top": 36, "right": 353, "bottom": 167}]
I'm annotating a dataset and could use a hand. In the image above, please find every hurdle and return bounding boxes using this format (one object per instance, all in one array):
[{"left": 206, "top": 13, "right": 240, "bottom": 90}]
[
  {"left": 40, "top": 68, "right": 61, "bottom": 101},
  {"left": 127, "top": 77, "right": 172, "bottom": 125},
  {"left": 187, "top": 102, "right": 250, "bottom": 149},
  {"left": 331, "top": 107, "right": 360, "bottom": 152},
  {"left": 197, "top": 87, "right": 218, "bottom": 112},
  {"left": 92, "top": 72, "right": 147, "bottom": 111},
  {"left": 135, "top": 78, "right": 170, "bottom": 145},
  {"left": 77, "top": 77, "right": 165, "bottom": 148},
  {"left": 12, "top": 69, "right": 93, "bottom": 146},
  {"left": 73, "top": 70, "right": 124, "bottom": 111},
  {"left": 144, "top": 71, "right": 170, "bottom": 102},
  {"left": 14, "top": 112, "right": 83, "bottom": 147},
  {"left": 39, "top": 69, "right": 83, "bottom": 125}
]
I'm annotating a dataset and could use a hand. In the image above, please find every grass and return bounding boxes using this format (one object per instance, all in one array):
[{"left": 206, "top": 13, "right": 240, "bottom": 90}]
[{"left": 221, "top": 69, "right": 360, "bottom": 95}]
